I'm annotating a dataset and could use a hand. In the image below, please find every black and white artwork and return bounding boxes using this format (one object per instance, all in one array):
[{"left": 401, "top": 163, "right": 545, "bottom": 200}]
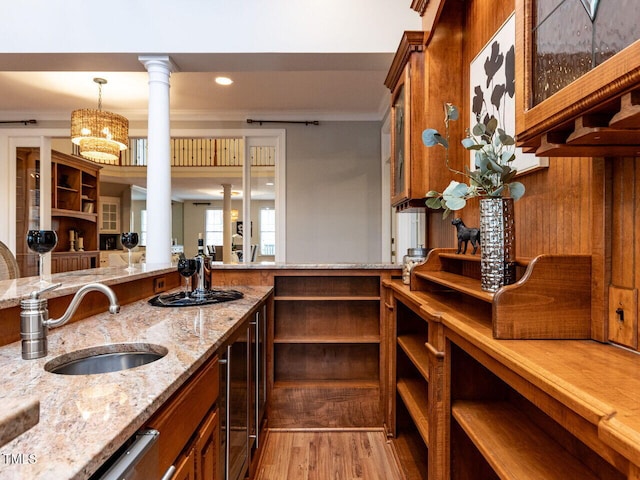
[{"left": 469, "top": 13, "right": 548, "bottom": 175}]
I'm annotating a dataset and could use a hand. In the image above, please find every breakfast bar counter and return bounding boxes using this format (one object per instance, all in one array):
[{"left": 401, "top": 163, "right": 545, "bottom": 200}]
[{"left": 0, "top": 264, "right": 272, "bottom": 480}]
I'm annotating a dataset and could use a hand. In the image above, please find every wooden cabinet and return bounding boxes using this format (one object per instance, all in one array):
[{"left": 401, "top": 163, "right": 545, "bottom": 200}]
[
  {"left": 385, "top": 31, "right": 427, "bottom": 209},
  {"left": 270, "top": 273, "right": 385, "bottom": 428},
  {"left": 146, "top": 355, "right": 219, "bottom": 479},
  {"left": 385, "top": 11, "right": 464, "bottom": 212},
  {"left": 50, "top": 150, "right": 101, "bottom": 273},
  {"left": 99, "top": 196, "right": 120, "bottom": 233},
  {"left": 173, "top": 448, "right": 196, "bottom": 480},
  {"left": 51, "top": 251, "right": 99, "bottom": 274},
  {"left": 15, "top": 147, "right": 41, "bottom": 277},
  {"left": 515, "top": 0, "right": 640, "bottom": 155},
  {"left": 194, "top": 408, "right": 218, "bottom": 480}
]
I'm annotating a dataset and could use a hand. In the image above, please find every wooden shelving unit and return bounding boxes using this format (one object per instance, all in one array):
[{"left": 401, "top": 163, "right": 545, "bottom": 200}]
[
  {"left": 50, "top": 151, "right": 100, "bottom": 273},
  {"left": 447, "top": 344, "right": 625, "bottom": 480},
  {"left": 390, "top": 300, "right": 433, "bottom": 479},
  {"left": 411, "top": 248, "right": 592, "bottom": 339},
  {"left": 270, "top": 274, "right": 385, "bottom": 429},
  {"left": 452, "top": 401, "right": 600, "bottom": 480}
]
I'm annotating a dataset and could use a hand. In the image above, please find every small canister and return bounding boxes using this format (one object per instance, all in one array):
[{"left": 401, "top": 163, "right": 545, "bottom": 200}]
[{"left": 402, "top": 247, "right": 428, "bottom": 285}]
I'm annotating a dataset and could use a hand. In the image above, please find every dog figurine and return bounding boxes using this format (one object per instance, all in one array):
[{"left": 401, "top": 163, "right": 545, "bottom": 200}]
[{"left": 451, "top": 218, "right": 480, "bottom": 254}]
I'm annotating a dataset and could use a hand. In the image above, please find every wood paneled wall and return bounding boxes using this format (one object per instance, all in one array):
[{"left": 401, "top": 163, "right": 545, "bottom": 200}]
[
  {"left": 426, "top": 0, "right": 597, "bottom": 258},
  {"left": 423, "top": 0, "right": 615, "bottom": 340}
]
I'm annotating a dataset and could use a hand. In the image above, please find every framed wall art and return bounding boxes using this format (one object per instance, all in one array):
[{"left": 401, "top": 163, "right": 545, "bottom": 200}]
[{"left": 469, "top": 12, "right": 548, "bottom": 175}]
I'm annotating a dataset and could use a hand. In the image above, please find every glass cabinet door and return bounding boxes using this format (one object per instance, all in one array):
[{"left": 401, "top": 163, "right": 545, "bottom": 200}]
[
  {"left": 392, "top": 82, "right": 407, "bottom": 200},
  {"left": 15, "top": 147, "right": 40, "bottom": 277}
]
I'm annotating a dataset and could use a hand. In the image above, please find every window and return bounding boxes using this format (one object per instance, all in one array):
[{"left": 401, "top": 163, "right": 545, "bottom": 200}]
[
  {"left": 205, "top": 209, "right": 224, "bottom": 247},
  {"left": 260, "top": 208, "right": 275, "bottom": 256}
]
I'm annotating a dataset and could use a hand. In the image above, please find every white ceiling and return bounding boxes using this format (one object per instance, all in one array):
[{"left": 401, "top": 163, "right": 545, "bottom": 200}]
[
  {"left": 0, "top": 52, "right": 397, "bottom": 201},
  {"left": 0, "top": 52, "right": 395, "bottom": 122}
]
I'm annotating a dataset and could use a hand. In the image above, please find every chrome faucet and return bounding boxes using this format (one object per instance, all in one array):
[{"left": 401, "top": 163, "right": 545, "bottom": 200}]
[{"left": 20, "top": 283, "right": 120, "bottom": 360}]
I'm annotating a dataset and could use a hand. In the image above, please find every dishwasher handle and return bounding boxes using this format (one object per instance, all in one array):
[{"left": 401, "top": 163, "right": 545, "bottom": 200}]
[{"left": 98, "top": 429, "right": 159, "bottom": 480}]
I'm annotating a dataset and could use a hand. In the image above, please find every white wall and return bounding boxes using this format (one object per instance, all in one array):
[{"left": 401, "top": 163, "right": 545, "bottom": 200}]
[
  {"left": 0, "top": 1, "right": 420, "bottom": 54},
  {"left": 286, "top": 121, "right": 382, "bottom": 263}
]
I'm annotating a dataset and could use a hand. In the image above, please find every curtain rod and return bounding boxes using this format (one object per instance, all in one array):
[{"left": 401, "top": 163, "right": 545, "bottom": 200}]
[
  {"left": 0, "top": 119, "right": 37, "bottom": 125},
  {"left": 246, "top": 119, "right": 319, "bottom": 126}
]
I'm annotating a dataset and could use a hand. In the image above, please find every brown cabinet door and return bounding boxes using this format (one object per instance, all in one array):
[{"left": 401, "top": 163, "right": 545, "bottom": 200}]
[
  {"left": 195, "top": 408, "right": 218, "bottom": 480},
  {"left": 172, "top": 448, "right": 196, "bottom": 480}
]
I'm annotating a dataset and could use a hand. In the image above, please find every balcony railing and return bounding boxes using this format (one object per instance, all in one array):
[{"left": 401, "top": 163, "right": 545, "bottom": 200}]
[{"left": 75, "top": 138, "right": 275, "bottom": 168}]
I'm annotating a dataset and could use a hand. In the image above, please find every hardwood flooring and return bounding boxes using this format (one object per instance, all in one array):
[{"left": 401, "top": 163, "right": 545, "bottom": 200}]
[{"left": 254, "top": 430, "right": 404, "bottom": 480}]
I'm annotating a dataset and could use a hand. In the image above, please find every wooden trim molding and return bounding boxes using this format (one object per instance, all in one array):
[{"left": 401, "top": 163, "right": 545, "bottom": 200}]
[
  {"left": 384, "top": 31, "right": 425, "bottom": 91},
  {"left": 411, "top": 0, "right": 429, "bottom": 16}
]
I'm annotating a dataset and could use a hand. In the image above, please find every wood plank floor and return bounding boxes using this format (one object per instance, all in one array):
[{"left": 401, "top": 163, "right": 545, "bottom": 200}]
[{"left": 254, "top": 430, "right": 405, "bottom": 480}]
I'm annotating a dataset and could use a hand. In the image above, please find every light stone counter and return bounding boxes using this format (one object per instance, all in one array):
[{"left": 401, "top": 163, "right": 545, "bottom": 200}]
[
  {"left": 0, "top": 263, "right": 177, "bottom": 310},
  {"left": 0, "top": 281, "right": 272, "bottom": 480},
  {"left": 210, "top": 261, "right": 401, "bottom": 270}
]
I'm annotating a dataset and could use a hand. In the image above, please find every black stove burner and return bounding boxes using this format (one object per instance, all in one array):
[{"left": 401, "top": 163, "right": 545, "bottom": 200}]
[{"left": 148, "top": 289, "right": 244, "bottom": 307}]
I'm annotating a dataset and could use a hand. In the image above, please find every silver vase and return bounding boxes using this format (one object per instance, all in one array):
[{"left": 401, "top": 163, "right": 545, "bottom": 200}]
[{"left": 479, "top": 198, "right": 516, "bottom": 292}]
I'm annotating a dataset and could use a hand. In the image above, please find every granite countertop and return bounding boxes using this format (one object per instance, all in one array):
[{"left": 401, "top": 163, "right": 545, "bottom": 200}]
[
  {"left": 0, "top": 283, "right": 272, "bottom": 480},
  {"left": 0, "top": 263, "right": 177, "bottom": 309},
  {"left": 0, "top": 263, "right": 400, "bottom": 309},
  {"left": 209, "top": 262, "right": 401, "bottom": 270}
]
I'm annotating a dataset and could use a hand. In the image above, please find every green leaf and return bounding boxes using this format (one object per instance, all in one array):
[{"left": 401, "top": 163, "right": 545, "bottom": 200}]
[
  {"left": 443, "top": 196, "right": 466, "bottom": 210},
  {"left": 441, "top": 207, "right": 452, "bottom": 219},
  {"left": 422, "top": 128, "right": 442, "bottom": 147},
  {"left": 488, "top": 158, "right": 504, "bottom": 173},
  {"left": 443, "top": 180, "right": 469, "bottom": 198},
  {"left": 476, "top": 152, "right": 490, "bottom": 172},
  {"left": 426, "top": 197, "right": 442, "bottom": 209},
  {"left": 509, "top": 181, "right": 526, "bottom": 200},
  {"left": 490, "top": 186, "right": 505, "bottom": 197},
  {"left": 501, "top": 151, "right": 515, "bottom": 163},
  {"left": 425, "top": 190, "right": 440, "bottom": 198},
  {"left": 472, "top": 123, "right": 485, "bottom": 136},
  {"left": 461, "top": 137, "right": 476, "bottom": 149},
  {"left": 446, "top": 104, "right": 459, "bottom": 121},
  {"left": 486, "top": 117, "right": 498, "bottom": 135},
  {"left": 500, "top": 133, "right": 515, "bottom": 146}
]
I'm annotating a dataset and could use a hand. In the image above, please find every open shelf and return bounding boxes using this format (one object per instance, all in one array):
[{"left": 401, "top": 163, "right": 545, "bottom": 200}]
[
  {"left": 452, "top": 401, "right": 600, "bottom": 480},
  {"left": 393, "top": 391, "right": 429, "bottom": 480},
  {"left": 411, "top": 248, "right": 592, "bottom": 339},
  {"left": 274, "top": 335, "right": 380, "bottom": 344},
  {"left": 397, "top": 334, "right": 429, "bottom": 380},
  {"left": 274, "top": 275, "right": 380, "bottom": 297},
  {"left": 397, "top": 378, "right": 429, "bottom": 446},
  {"left": 274, "top": 296, "right": 380, "bottom": 301},
  {"left": 271, "top": 273, "right": 388, "bottom": 429},
  {"left": 414, "top": 270, "right": 494, "bottom": 302}
]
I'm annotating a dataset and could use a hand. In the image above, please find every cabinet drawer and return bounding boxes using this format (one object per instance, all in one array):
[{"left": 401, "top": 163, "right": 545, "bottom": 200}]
[{"left": 147, "top": 356, "right": 219, "bottom": 474}]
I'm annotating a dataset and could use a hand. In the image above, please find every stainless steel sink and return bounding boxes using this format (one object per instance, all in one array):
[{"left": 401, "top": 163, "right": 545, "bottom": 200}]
[{"left": 45, "top": 343, "right": 168, "bottom": 375}]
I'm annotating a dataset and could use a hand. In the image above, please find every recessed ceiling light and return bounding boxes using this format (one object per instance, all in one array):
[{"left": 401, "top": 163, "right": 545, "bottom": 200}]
[
  {"left": 215, "top": 76, "right": 233, "bottom": 86},
  {"left": 266, "top": 182, "right": 274, "bottom": 186}
]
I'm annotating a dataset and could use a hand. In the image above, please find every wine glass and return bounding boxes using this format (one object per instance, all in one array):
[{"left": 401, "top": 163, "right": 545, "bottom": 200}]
[
  {"left": 177, "top": 258, "right": 197, "bottom": 299},
  {"left": 27, "top": 230, "right": 58, "bottom": 285},
  {"left": 120, "top": 232, "right": 139, "bottom": 272}
]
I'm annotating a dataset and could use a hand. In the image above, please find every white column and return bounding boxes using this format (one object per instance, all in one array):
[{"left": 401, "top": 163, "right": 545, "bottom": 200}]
[
  {"left": 222, "top": 184, "right": 232, "bottom": 263},
  {"left": 139, "top": 55, "right": 175, "bottom": 265}
]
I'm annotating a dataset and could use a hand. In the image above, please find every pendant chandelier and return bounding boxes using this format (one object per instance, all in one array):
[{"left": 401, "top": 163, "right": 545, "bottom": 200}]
[{"left": 71, "top": 78, "right": 129, "bottom": 165}]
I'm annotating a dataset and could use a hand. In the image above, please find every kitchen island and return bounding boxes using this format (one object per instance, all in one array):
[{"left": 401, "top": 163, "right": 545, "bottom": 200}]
[{"left": 0, "top": 264, "right": 272, "bottom": 480}]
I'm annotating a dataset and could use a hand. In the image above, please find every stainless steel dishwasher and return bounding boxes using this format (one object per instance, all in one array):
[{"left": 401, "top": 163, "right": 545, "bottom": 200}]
[{"left": 94, "top": 429, "right": 166, "bottom": 480}]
